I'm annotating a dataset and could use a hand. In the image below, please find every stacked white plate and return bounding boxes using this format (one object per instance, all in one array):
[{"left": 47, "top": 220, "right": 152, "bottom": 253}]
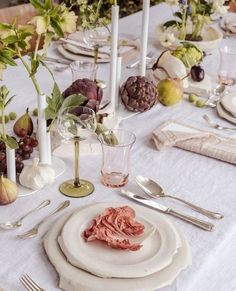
[
  {"left": 57, "top": 31, "right": 137, "bottom": 63},
  {"left": 43, "top": 202, "right": 192, "bottom": 291},
  {"left": 217, "top": 92, "right": 236, "bottom": 124}
]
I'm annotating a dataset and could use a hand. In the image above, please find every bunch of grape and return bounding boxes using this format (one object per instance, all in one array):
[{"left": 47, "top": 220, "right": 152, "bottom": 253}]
[{"left": 0, "top": 136, "right": 38, "bottom": 175}]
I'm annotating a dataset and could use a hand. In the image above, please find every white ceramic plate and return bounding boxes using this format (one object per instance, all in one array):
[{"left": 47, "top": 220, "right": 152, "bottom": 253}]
[
  {"left": 58, "top": 202, "right": 181, "bottom": 279},
  {"left": 43, "top": 205, "right": 191, "bottom": 291},
  {"left": 220, "top": 92, "right": 236, "bottom": 118},
  {"left": 57, "top": 45, "right": 110, "bottom": 63},
  {"left": 216, "top": 101, "right": 236, "bottom": 124}
]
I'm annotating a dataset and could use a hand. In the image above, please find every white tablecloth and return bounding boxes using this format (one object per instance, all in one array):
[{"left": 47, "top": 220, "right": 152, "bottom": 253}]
[{"left": 0, "top": 3, "right": 236, "bottom": 291}]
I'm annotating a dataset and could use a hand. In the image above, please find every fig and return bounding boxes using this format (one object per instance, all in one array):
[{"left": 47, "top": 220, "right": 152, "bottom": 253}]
[
  {"left": 190, "top": 65, "right": 205, "bottom": 82},
  {"left": 13, "top": 108, "right": 33, "bottom": 137}
]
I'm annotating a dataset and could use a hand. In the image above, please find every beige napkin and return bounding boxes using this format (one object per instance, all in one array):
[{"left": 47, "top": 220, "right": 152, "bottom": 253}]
[{"left": 152, "top": 120, "right": 236, "bottom": 165}]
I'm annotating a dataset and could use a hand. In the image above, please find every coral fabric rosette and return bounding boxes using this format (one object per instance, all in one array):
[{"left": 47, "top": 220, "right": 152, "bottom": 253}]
[{"left": 157, "top": 0, "right": 227, "bottom": 52}]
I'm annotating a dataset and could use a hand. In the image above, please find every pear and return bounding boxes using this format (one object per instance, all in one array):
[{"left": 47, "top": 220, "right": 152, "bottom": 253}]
[
  {"left": 157, "top": 78, "right": 183, "bottom": 106},
  {"left": 13, "top": 108, "right": 33, "bottom": 137}
]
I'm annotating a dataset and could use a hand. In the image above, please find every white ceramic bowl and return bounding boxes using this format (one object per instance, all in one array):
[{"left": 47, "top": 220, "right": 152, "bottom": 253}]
[{"left": 156, "top": 24, "right": 223, "bottom": 53}]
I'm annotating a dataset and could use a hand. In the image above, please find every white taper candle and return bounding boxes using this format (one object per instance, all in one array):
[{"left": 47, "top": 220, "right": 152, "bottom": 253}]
[
  {"left": 6, "top": 148, "right": 16, "bottom": 182},
  {"left": 37, "top": 94, "right": 48, "bottom": 164},
  {"left": 140, "top": 0, "right": 150, "bottom": 77},
  {"left": 109, "top": 5, "right": 119, "bottom": 113},
  {"left": 46, "top": 131, "right": 52, "bottom": 165},
  {"left": 115, "top": 56, "right": 122, "bottom": 110}
]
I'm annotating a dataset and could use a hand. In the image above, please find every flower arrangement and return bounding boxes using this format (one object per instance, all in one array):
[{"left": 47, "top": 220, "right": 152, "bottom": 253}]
[
  {"left": 162, "top": 0, "right": 228, "bottom": 44},
  {"left": 0, "top": 0, "right": 78, "bottom": 94}
]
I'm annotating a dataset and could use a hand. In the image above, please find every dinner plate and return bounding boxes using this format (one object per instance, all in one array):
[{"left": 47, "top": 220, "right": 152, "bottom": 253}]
[
  {"left": 220, "top": 92, "right": 236, "bottom": 118},
  {"left": 216, "top": 101, "right": 236, "bottom": 124},
  {"left": 43, "top": 206, "right": 191, "bottom": 291},
  {"left": 58, "top": 202, "right": 181, "bottom": 279},
  {"left": 57, "top": 45, "right": 110, "bottom": 63}
]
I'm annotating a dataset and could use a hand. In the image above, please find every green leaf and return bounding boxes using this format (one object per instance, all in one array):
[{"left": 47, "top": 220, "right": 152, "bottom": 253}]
[
  {"left": 50, "top": 18, "right": 64, "bottom": 38},
  {"left": 2, "top": 35, "right": 18, "bottom": 45},
  {"left": 30, "top": 57, "right": 39, "bottom": 76},
  {"left": 51, "top": 83, "right": 63, "bottom": 110},
  {"left": 44, "top": 0, "right": 52, "bottom": 10},
  {"left": 61, "top": 94, "right": 87, "bottom": 110},
  {"left": 0, "top": 53, "right": 17, "bottom": 66},
  {"left": 163, "top": 20, "right": 181, "bottom": 29},
  {"left": 5, "top": 95, "right": 15, "bottom": 107},
  {"left": 5, "top": 136, "right": 19, "bottom": 150},
  {"left": 45, "top": 107, "right": 57, "bottom": 120},
  {"left": 29, "top": 0, "right": 44, "bottom": 10}
]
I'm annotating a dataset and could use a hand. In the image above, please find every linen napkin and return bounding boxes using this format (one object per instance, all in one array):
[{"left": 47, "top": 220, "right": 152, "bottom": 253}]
[{"left": 152, "top": 120, "right": 236, "bottom": 165}]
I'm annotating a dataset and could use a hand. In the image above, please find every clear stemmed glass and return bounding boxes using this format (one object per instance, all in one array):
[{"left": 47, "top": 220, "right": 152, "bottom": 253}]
[
  {"left": 57, "top": 106, "right": 97, "bottom": 198},
  {"left": 83, "top": 26, "right": 110, "bottom": 78}
]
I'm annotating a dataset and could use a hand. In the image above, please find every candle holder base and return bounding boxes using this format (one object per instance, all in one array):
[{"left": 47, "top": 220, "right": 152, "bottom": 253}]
[{"left": 18, "top": 156, "right": 66, "bottom": 197}]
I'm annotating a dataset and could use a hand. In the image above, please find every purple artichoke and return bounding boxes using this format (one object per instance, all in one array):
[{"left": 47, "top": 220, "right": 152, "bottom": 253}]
[
  {"left": 63, "top": 78, "right": 103, "bottom": 112},
  {"left": 120, "top": 76, "right": 157, "bottom": 112}
]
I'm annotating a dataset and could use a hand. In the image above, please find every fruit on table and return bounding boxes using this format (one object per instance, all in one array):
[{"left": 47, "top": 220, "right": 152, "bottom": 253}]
[
  {"left": 19, "top": 158, "right": 55, "bottom": 190},
  {"left": 190, "top": 65, "right": 205, "bottom": 82},
  {"left": 63, "top": 78, "right": 103, "bottom": 112},
  {"left": 0, "top": 136, "right": 38, "bottom": 176},
  {"left": 196, "top": 99, "right": 205, "bottom": 108},
  {"left": 152, "top": 50, "right": 189, "bottom": 88},
  {"left": 0, "top": 174, "right": 18, "bottom": 205},
  {"left": 157, "top": 78, "right": 183, "bottom": 106},
  {"left": 8, "top": 112, "right": 17, "bottom": 120},
  {"left": 13, "top": 108, "right": 33, "bottom": 137},
  {"left": 32, "top": 108, "right": 38, "bottom": 116},
  {"left": 120, "top": 76, "right": 157, "bottom": 112},
  {"left": 188, "top": 94, "right": 197, "bottom": 103}
]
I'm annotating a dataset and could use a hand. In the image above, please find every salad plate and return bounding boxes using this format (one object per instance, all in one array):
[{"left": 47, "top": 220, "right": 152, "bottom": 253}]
[
  {"left": 58, "top": 202, "right": 181, "bottom": 279},
  {"left": 220, "top": 92, "right": 236, "bottom": 118},
  {"left": 216, "top": 101, "right": 236, "bottom": 124},
  {"left": 44, "top": 205, "right": 191, "bottom": 291}
]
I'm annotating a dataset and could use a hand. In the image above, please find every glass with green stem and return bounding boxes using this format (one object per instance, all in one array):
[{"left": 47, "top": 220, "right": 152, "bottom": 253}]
[{"left": 57, "top": 106, "right": 97, "bottom": 198}]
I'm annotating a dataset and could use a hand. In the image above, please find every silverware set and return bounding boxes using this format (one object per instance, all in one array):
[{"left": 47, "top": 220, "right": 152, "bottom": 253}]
[
  {"left": 121, "top": 175, "right": 224, "bottom": 231},
  {"left": 203, "top": 114, "right": 236, "bottom": 131},
  {"left": 0, "top": 200, "right": 70, "bottom": 239},
  {"left": 20, "top": 274, "right": 44, "bottom": 291}
]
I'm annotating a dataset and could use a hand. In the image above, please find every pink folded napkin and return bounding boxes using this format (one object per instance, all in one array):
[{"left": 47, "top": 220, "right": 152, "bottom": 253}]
[{"left": 152, "top": 120, "right": 236, "bottom": 165}]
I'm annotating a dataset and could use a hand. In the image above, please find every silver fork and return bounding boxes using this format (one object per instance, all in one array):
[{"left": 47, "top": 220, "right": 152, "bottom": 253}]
[
  {"left": 20, "top": 274, "right": 44, "bottom": 291},
  {"left": 126, "top": 51, "right": 154, "bottom": 68},
  {"left": 203, "top": 114, "right": 236, "bottom": 131},
  {"left": 18, "top": 200, "right": 70, "bottom": 239}
]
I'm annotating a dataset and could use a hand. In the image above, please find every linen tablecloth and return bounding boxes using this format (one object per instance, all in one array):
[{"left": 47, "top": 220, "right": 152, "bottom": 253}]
[{"left": 0, "top": 3, "right": 236, "bottom": 291}]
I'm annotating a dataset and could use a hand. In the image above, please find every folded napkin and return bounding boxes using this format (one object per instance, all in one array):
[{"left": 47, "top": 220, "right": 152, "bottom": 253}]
[{"left": 152, "top": 120, "right": 236, "bottom": 165}]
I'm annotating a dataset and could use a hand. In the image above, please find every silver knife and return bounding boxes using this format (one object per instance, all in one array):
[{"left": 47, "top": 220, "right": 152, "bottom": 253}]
[{"left": 121, "top": 189, "right": 215, "bottom": 232}]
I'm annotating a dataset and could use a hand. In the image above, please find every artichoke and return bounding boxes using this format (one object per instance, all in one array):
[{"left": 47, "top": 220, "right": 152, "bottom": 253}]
[
  {"left": 63, "top": 78, "right": 103, "bottom": 112},
  {"left": 120, "top": 76, "right": 157, "bottom": 112}
]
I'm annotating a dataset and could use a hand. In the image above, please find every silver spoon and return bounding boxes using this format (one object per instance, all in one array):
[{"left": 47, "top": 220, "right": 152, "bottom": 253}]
[
  {"left": 205, "top": 84, "right": 226, "bottom": 108},
  {"left": 136, "top": 176, "right": 223, "bottom": 220},
  {"left": 203, "top": 114, "right": 236, "bottom": 131},
  {"left": 0, "top": 200, "right": 51, "bottom": 230}
]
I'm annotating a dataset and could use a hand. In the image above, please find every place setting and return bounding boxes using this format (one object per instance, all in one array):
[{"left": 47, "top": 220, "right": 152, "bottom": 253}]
[{"left": 0, "top": 0, "right": 236, "bottom": 291}]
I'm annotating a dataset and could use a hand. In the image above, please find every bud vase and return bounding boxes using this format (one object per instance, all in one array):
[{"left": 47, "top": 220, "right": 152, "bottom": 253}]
[
  {"left": 6, "top": 148, "right": 16, "bottom": 182},
  {"left": 37, "top": 94, "right": 51, "bottom": 164}
]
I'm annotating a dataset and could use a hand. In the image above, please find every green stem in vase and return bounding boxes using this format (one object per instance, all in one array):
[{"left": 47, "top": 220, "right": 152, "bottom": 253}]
[
  {"left": 93, "top": 45, "right": 99, "bottom": 80},
  {"left": 74, "top": 137, "right": 81, "bottom": 187},
  {"left": 179, "top": 5, "right": 187, "bottom": 40},
  {"left": 1, "top": 107, "right": 6, "bottom": 140},
  {"left": 18, "top": 53, "right": 42, "bottom": 96}
]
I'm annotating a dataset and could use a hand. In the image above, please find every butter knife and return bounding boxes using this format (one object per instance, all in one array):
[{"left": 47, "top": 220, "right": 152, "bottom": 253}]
[{"left": 121, "top": 189, "right": 215, "bottom": 231}]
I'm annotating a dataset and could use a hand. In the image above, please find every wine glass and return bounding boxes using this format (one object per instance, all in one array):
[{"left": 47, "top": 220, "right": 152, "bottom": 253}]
[
  {"left": 57, "top": 106, "right": 97, "bottom": 198},
  {"left": 83, "top": 25, "right": 110, "bottom": 80}
]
